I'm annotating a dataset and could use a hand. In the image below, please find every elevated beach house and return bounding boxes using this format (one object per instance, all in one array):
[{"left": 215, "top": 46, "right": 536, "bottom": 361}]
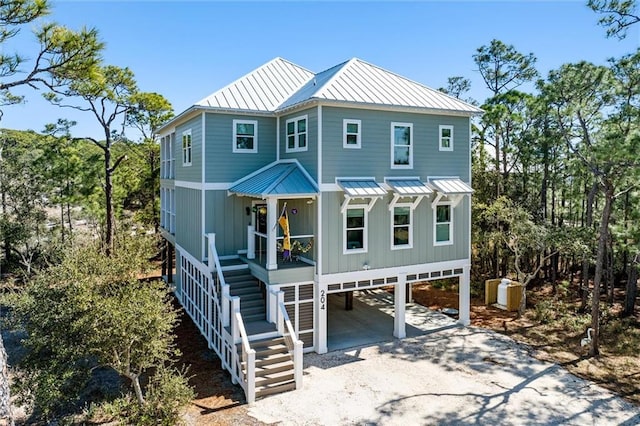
[{"left": 158, "top": 58, "right": 482, "bottom": 401}]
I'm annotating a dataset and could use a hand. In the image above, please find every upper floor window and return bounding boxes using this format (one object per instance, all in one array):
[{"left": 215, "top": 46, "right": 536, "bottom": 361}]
[
  {"left": 286, "top": 115, "right": 307, "bottom": 152},
  {"left": 434, "top": 203, "right": 453, "bottom": 246},
  {"left": 233, "top": 119, "right": 258, "bottom": 153},
  {"left": 439, "top": 125, "right": 454, "bottom": 151},
  {"left": 391, "top": 122, "right": 413, "bottom": 169},
  {"left": 344, "top": 207, "right": 367, "bottom": 253},
  {"left": 182, "top": 130, "right": 192, "bottom": 166},
  {"left": 392, "top": 205, "right": 412, "bottom": 249},
  {"left": 343, "top": 119, "right": 361, "bottom": 149}
]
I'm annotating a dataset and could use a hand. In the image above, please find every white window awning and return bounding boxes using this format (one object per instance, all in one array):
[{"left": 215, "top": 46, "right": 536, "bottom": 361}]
[
  {"left": 430, "top": 178, "right": 473, "bottom": 207},
  {"left": 386, "top": 178, "right": 433, "bottom": 211},
  {"left": 337, "top": 179, "right": 387, "bottom": 213}
]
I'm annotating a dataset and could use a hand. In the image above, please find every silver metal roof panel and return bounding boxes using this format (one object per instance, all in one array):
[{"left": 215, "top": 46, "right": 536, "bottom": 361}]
[
  {"left": 386, "top": 179, "right": 433, "bottom": 196},
  {"left": 430, "top": 178, "right": 473, "bottom": 195},
  {"left": 229, "top": 162, "right": 318, "bottom": 198},
  {"left": 196, "top": 58, "right": 314, "bottom": 112},
  {"left": 337, "top": 179, "right": 387, "bottom": 197}
]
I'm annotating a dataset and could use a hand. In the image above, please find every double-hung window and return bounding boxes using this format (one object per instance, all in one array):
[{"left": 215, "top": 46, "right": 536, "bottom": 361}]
[
  {"left": 344, "top": 207, "right": 367, "bottom": 253},
  {"left": 392, "top": 205, "right": 412, "bottom": 249},
  {"left": 233, "top": 119, "right": 258, "bottom": 153},
  {"left": 434, "top": 203, "right": 453, "bottom": 245},
  {"left": 286, "top": 115, "right": 307, "bottom": 152},
  {"left": 182, "top": 130, "right": 192, "bottom": 166},
  {"left": 391, "top": 122, "right": 413, "bottom": 168},
  {"left": 343, "top": 119, "right": 361, "bottom": 148},
  {"left": 439, "top": 125, "right": 453, "bottom": 151}
]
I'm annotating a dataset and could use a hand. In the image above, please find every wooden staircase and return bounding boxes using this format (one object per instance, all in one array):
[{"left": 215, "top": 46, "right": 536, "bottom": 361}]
[
  {"left": 241, "top": 337, "right": 296, "bottom": 399},
  {"left": 222, "top": 264, "right": 297, "bottom": 400},
  {"left": 224, "top": 268, "right": 266, "bottom": 322}
]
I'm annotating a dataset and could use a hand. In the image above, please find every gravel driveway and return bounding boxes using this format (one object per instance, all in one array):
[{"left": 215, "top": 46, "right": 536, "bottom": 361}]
[{"left": 248, "top": 325, "right": 640, "bottom": 425}]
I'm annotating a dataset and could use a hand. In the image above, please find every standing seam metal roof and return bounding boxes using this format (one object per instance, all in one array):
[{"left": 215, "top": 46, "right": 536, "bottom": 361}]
[
  {"left": 228, "top": 162, "right": 318, "bottom": 198},
  {"left": 386, "top": 179, "right": 434, "bottom": 196},
  {"left": 192, "top": 57, "right": 482, "bottom": 115},
  {"left": 429, "top": 178, "right": 473, "bottom": 194},
  {"left": 337, "top": 179, "right": 387, "bottom": 197}
]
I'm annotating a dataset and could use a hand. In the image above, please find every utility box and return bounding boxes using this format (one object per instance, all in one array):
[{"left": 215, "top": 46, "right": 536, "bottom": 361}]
[
  {"left": 485, "top": 278, "right": 523, "bottom": 312},
  {"left": 485, "top": 279, "right": 501, "bottom": 305}
]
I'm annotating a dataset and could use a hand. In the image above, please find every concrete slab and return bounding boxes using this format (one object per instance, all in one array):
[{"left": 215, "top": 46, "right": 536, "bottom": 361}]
[{"left": 327, "top": 289, "right": 456, "bottom": 351}]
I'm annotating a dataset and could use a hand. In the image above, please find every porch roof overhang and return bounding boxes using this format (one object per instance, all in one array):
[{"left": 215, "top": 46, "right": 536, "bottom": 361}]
[
  {"left": 429, "top": 178, "right": 473, "bottom": 208},
  {"left": 385, "top": 178, "right": 433, "bottom": 211},
  {"left": 337, "top": 179, "right": 387, "bottom": 213},
  {"left": 228, "top": 161, "right": 318, "bottom": 199}
]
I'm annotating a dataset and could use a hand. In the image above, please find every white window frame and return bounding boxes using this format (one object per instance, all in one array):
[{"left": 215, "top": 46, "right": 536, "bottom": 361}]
[
  {"left": 391, "top": 122, "right": 413, "bottom": 169},
  {"left": 285, "top": 115, "right": 308, "bottom": 153},
  {"left": 232, "top": 119, "right": 258, "bottom": 153},
  {"left": 391, "top": 203, "right": 413, "bottom": 250},
  {"left": 343, "top": 205, "right": 368, "bottom": 254},
  {"left": 343, "top": 119, "right": 361, "bottom": 149},
  {"left": 434, "top": 201, "right": 453, "bottom": 246},
  {"left": 439, "top": 125, "right": 454, "bottom": 152},
  {"left": 182, "top": 129, "right": 192, "bottom": 166}
]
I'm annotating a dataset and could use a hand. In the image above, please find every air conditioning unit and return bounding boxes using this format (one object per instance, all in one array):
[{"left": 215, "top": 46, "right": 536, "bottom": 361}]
[{"left": 497, "top": 278, "right": 511, "bottom": 306}]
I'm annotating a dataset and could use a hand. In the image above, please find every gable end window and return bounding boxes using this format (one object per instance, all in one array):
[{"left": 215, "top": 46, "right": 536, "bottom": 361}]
[
  {"left": 233, "top": 119, "right": 258, "bottom": 153},
  {"left": 434, "top": 203, "right": 453, "bottom": 246},
  {"left": 343, "top": 119, "right": 361, "bottom": 149},
  {"left": 392, "top": 205, "right": 413, "bottom": 249},
  {"left": 439, "top": 125, "right": 454, "bottom": 151},
  {"left": 182, "top": 130, "right": 192, "bottom": 166},
  {"left": 344, "top": 207, "right": 367, "bottom": 253},
  {"left": 286, "top": 115, "right": 308, "bottom": 152},
  {"left": 391, "top": 122, "right": 413, "bottom": 169}
]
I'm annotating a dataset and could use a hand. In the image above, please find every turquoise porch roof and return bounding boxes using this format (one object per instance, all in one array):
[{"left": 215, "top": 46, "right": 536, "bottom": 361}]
[{"left": 228, "top": 162, "right": 318, "bottom": 198}]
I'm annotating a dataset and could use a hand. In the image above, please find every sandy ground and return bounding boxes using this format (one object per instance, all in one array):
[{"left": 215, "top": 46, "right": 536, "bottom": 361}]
[{"left": 246, "top": 325, "right": 640, "bottom": 425}]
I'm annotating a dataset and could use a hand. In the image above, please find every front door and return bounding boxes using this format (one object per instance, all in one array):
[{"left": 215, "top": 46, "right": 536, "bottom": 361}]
[{"left": 254, "top": 204, "right": 267, "bottom": 262}]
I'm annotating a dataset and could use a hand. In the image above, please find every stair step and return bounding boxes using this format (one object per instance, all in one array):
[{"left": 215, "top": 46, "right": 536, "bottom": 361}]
[
  {"left": 255, "top": 381, "right": 296, "bottom": 399},
  {"left": 243, "top": 313, "right": 266, "bottom": 323},
  {"left": 241, "top": 306, "right": 266, "bottom": 316},
  {"left": 225, "top": 273, "right": 255, "bottom": 281},
  {"left": 244, "top": 352, "right": 291, "bottom": 368},
  {"left": 253, "top": 343, "right": 287, "bottom": 357},
  {"left": 230, "top": 286, "right": 262, "bottom": 297},
  {"left": 255, "top": 371, "right": 295, "bottom": 387},
  {"left": 225, "top": 277, "right": 260, "bottom": 288},
  {"left": 241, "top": 298, "right": 265, "bottom": 309},
  {"left": 256, "top": 360, "right": 294, "bottom": 376},
  {"left": 251, "top": 337, "right": 286, "bottom": 348},
  {"left": 237, "top": 292, "right": 262, "bottom": 302}
]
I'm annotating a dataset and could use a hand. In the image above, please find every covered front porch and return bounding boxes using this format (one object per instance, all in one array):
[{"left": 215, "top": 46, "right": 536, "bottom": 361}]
[{"left": 227, "top": 160, "right": 319, "bottom": 283}]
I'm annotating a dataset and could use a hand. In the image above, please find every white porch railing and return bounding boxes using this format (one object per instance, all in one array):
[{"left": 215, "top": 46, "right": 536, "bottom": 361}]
[
  {"left": 231, "top": 297, "right": 256, "bottom": 403},
  {"left": 272, "top": 289, "right": 304, "bottom": 391}
]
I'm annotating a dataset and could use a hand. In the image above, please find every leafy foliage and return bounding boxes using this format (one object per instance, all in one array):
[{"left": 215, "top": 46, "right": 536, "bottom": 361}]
[{"left": 10, "top": 235, "right": 192, "bottom": 422}]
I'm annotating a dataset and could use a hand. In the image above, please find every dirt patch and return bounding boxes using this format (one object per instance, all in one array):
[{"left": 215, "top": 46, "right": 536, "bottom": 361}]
[
  {"left": 172, "top": 299, "right": 268, "bottom": 426},
  {"left": 409, "top": 282, "right": 640, "bottom": 405}
]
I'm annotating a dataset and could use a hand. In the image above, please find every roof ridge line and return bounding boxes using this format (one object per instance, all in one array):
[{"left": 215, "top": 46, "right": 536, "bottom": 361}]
[
  {"left": 196, "top": 57, "right": 312, "bottom": 107},
  {"left": 262, "top": 163, "right": 297, "bottom": 195},
  {"left": 311, "top": 58, "right": 358, "bottom": 100}
]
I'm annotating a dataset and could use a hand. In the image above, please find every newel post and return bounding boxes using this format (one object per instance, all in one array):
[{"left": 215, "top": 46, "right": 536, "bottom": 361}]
[{"left": 247, "top": 225, "right": 255, "bottom": 259}]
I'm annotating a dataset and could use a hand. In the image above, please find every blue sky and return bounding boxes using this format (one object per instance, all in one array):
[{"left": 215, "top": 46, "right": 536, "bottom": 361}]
[{"left": 1, "top": 1, "right": 638, "bottom": 140}]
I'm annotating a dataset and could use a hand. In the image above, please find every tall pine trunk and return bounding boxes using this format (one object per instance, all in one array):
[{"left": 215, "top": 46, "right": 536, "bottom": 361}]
[
  {"left": 590, "top": 182, "right": 614, "bottom": 357},
  {"left": 623, "top": 254, "right": 638, "bottom": 317}
]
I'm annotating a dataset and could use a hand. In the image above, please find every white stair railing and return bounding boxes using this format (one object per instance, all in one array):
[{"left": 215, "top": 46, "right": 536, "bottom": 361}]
[
  {"left": 274, "top": 290, "right": 303, "bottom": 391},
  {"left": 231, "top": 297, "right": 256, "bottom": 403}
]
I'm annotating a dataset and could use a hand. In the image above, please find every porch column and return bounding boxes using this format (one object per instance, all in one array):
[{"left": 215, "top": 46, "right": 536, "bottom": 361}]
[
  {"left": 266, "top": 197, "right": 278, "bottom": 270},
  {"left": 458, "top": 264, "right": 471, "bottom": 326},
  {"left": 315, "top": 279, "right": 328, "bottom": 354},
  {"left": 247, "top": 225, "right": 255, "bottom": 259},
  {"left": 394, "top": 272, "right": 406, "bottom": 338}
]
